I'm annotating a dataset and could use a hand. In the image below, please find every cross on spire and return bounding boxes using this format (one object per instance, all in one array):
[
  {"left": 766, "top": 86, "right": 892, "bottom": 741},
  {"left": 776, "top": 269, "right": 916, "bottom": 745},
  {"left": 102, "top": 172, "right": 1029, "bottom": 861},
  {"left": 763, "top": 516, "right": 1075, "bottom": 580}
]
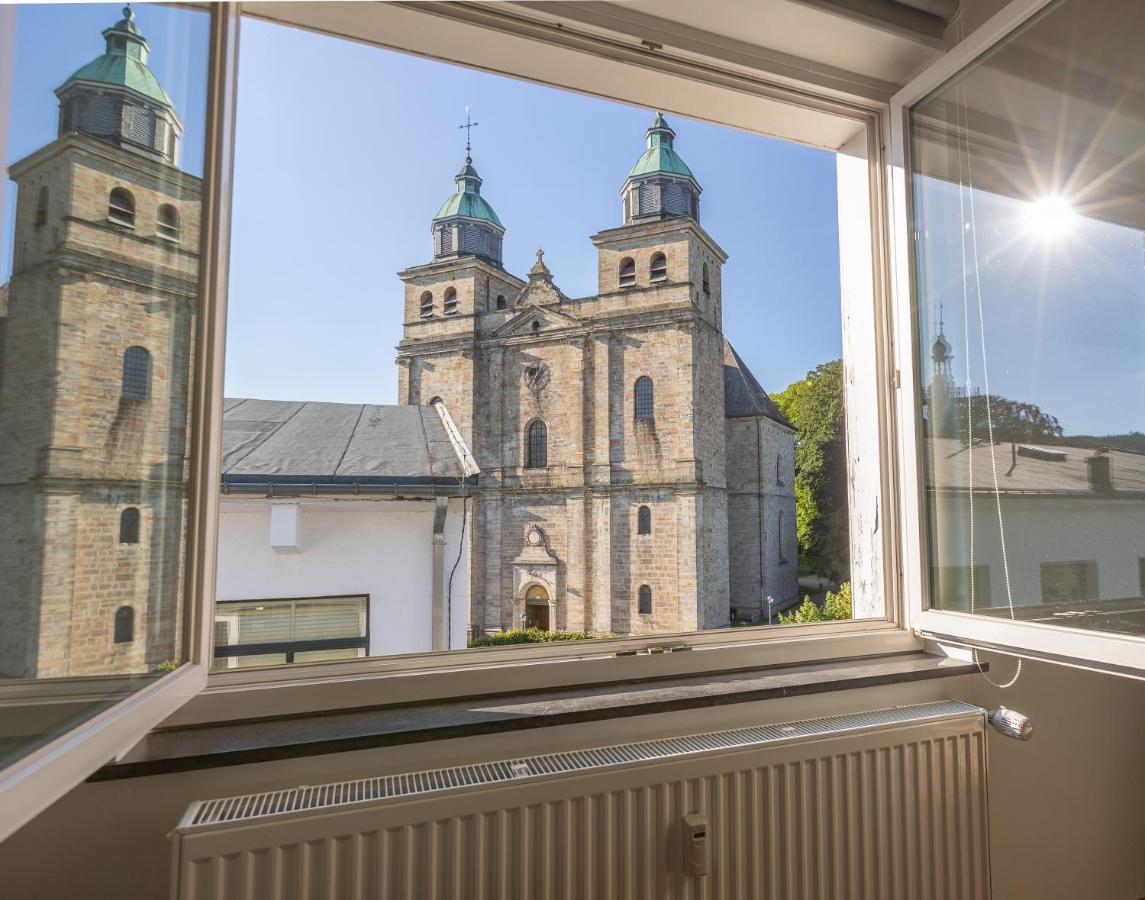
[{"left": 459, "top": 106, "right": 479, "bottom": 158}]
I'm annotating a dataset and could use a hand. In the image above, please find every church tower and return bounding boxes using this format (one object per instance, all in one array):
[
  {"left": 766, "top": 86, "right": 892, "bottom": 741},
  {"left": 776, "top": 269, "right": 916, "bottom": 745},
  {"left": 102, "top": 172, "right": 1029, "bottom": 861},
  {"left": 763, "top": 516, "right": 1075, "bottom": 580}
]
[
  {"left": 0, "top": 8, "right": 201, "bottom": 677},
  {"left": 397, "top": 150, "right": 523, "bottom": 446},
  {"left": 928, "top": 311, "right": 959, "bottom": 438}
]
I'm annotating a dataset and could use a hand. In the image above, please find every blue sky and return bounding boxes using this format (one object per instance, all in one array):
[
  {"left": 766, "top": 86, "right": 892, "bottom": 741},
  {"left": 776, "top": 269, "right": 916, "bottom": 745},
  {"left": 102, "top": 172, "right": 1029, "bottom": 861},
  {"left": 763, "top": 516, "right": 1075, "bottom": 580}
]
[
  {"left": 3, "top": 5, "right": 842, "bottom": 405},
  {"left": 223, "top": 18, "right": 844, "bottom": 402},
  {"left": 5, "top": 6, "right": 1142, "bottom": 434}
]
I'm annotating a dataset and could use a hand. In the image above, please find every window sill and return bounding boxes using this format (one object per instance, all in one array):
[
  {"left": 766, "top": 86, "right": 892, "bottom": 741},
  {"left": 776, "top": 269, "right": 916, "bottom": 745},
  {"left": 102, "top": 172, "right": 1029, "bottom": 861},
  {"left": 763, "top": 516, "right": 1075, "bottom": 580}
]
[{"left": 89, "top": 651, "right": 975, "bottom": 780}]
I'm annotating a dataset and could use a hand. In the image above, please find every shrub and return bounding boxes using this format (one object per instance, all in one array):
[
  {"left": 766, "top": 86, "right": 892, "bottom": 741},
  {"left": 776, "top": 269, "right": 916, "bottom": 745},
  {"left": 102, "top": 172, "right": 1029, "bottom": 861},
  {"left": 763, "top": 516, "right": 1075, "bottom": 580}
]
[
  {"left": 468, "top": 628, "right": 614, "bottom": 648},
  {"left": 153, "top": 659, "right": 182, "bottom": 674},
  {"left": 778, "top": 582, "right": 852, "bottom": 624}
]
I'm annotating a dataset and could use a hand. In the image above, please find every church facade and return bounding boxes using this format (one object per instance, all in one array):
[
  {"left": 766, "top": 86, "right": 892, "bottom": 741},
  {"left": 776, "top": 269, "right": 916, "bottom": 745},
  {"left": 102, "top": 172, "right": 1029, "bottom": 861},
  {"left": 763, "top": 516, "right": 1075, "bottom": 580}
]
[
  {"left": 396, "top": 115, "right": 798, "bottom": 638},
  {"left": 0, "top": 9, "right": 199, "bottom": 677}
]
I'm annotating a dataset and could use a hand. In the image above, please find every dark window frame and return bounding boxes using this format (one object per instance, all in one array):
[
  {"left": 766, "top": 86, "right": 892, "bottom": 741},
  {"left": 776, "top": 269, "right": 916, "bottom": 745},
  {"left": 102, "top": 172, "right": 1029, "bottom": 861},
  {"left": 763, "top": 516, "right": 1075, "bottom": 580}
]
[
  {"left": 638, "top": 584, "right": 653, "bottom": 615},
  {"left": 619, "top": 256, "right": 636, "bottom": 288},
  {"left": 121, "top": 346, "right": 151, "bottom": 400},
  {"left": 637, "top": 505, "right": 652, "bottom": 535},
  {"left": 113, "top": 606, "right": 135, "bottom": 643},
  {"left": 119, "top": 506, "right": 141, "bottom": 544},
  {"left": 108, "top": 187, "right": 136, "bottom": 228},
  {"left": 443, "top": 286, "right": 459, "bottom": 316},
  {"left": 649, "top": 251, "right": 667, "bottom": 282},
  {"left": 634, "top": 376, "right": 654, "bottom": 420},
  {"left": 213, "top": 594, "right": 371, "bottom": 666},
  {"left": 525, "top": 419, "right": 548, "bottom": 469},
  {"left": 157, "top": 203, "right": 180, "bottom": 241}
]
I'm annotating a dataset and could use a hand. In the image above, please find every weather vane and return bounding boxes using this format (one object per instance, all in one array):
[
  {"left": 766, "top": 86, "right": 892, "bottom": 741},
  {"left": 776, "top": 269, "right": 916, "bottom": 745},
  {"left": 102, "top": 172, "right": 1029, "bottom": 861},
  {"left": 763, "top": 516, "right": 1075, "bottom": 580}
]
[{"left": 459, "top": 105, "right": 479, "bottom": 156}]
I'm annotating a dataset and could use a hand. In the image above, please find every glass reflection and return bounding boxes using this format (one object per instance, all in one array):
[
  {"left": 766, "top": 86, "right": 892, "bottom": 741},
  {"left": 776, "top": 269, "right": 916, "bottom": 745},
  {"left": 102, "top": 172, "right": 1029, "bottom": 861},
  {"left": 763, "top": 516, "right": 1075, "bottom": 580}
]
[
  {"left": 910, "top": 0, "right": 1145, "bottom": 634},
  {"left": 0, "top": 4, "right": 210, "bottom": 766}
]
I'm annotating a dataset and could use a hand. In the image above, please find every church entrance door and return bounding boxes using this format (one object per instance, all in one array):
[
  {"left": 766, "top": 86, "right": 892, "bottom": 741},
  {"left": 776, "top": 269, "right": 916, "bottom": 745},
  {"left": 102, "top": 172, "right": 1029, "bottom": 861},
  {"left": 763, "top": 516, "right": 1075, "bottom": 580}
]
[{"left": 524, "top": 586, "right": 551, "bottom": 631}]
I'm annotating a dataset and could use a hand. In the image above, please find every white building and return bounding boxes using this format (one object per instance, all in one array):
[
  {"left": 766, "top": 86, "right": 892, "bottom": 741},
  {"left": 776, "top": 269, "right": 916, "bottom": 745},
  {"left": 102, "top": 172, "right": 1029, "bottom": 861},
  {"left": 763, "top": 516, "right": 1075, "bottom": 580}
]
[
  {"left": 214, "top": 398, "right": 477, "bottom": 665},
  {"left": 928, "top": 439, "right": 1145, "bottom": 622}
]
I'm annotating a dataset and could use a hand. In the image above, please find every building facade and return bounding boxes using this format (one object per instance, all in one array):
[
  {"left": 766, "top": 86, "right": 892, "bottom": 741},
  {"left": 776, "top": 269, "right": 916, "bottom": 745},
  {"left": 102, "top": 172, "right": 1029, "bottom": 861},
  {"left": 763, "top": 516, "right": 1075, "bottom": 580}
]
[
  {"left": 0, "top": 9, "right": 200, "bottom": 677},
  {"left": 396, "top": 115, "right": 798, "bottom": 638}
]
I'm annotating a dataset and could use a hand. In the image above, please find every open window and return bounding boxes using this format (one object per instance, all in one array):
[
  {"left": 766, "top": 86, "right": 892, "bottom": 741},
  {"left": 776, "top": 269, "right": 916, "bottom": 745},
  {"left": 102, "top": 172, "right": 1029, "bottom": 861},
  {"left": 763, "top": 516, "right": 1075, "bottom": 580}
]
[
  {"left": 893, "top": 0, "right": 1145, "bottom": 677},
  {"left": 0, "top": 3, "right": 234, "bottom": 841}
]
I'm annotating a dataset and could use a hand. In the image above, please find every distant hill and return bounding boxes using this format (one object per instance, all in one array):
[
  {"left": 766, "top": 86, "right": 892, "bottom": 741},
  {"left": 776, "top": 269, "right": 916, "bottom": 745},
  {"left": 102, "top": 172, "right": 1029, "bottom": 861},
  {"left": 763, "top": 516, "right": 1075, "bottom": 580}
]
[{"left": 1058, "top": 433, "right": 1145, "bottom": 455}]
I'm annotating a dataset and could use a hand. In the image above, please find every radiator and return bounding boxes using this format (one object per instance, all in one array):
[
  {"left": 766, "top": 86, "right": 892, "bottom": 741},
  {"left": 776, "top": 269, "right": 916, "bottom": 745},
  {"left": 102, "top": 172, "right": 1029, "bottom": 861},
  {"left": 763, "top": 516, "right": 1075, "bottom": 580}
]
[{"left": 171, "top": 700, "right": 990, "bottom": 900}]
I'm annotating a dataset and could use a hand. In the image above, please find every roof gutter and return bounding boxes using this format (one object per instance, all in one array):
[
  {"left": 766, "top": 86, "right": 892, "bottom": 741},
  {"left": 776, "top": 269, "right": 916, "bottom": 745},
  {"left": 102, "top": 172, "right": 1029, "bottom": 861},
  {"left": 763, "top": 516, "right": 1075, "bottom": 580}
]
[{"left": 220, "top": 475, "right": 477, "bottom": 498}]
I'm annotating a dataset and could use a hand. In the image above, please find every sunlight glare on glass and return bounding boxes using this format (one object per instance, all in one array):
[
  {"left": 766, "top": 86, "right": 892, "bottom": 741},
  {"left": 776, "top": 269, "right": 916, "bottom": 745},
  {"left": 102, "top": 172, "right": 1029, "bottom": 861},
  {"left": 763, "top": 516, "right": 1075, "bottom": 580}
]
[{"left": 1022, "top": 195, "right": 1078, "bottom": 240}]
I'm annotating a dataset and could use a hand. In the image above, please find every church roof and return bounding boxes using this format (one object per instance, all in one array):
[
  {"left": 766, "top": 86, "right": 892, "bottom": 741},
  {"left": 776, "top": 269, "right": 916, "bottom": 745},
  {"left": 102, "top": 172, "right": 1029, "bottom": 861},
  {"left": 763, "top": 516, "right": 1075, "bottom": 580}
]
[
  {"left": 723, "top": 340, "right": 792, "bottom": 428},
  {"left": 625, "top": 113, "right": 698, "bottom": 184},
  {"left": 219, "top": 399, "right": 476, "bottom": 490},
  {"left": 59, "top": 7, "right": 175, "bottom": 109},
  {"left": 434, "top": 157, "right": 504, "bottom": 228}
]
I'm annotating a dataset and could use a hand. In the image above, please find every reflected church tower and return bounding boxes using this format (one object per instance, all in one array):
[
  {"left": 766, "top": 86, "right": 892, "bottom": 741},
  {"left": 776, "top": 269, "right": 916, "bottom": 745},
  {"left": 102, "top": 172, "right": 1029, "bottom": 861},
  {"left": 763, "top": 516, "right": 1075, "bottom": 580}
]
[
  {"left": 0, "top": 8, "right": 201, "bottom": 677},
  {"left": 927, "top": 310, "right": 959, "bottom": 439}
]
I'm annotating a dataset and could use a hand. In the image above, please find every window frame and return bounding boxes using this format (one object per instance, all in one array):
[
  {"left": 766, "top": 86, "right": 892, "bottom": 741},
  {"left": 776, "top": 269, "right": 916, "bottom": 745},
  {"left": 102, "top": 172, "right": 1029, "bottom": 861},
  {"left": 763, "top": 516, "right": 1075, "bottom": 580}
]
[
  {"left": 0, "top": 3, "right": 238, "bottom": 843},
  {"left": 158, "top": 0, "right": 918, "bottom": 723},
  {"left": 107, "top": 186, "right": 136, "bottom": 228},
  {"left": 888, "top": 0, "right": 1145, "bottom": 678},
  {"left": 213, "top": 594, "right": 370, "bottom": 668}
]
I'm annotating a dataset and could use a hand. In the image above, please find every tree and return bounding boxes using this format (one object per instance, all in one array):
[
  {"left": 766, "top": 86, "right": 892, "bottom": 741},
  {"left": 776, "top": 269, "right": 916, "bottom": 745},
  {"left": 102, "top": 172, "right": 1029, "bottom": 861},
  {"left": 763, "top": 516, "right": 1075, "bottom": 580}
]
[
  {"left": 773, "top": 360, "right": 849, "bottom": 583},
  {"left": 956, "top": 393, "right": 1063, "bottom": 444},
  {"left": 778, "top": 582, "right": 852, "bottom": 624}
]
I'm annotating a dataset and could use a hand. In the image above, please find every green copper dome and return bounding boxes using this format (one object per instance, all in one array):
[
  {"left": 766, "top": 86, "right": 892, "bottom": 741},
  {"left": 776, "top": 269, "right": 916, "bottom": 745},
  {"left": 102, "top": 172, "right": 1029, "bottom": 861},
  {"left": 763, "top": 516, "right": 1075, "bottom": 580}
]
[
  {"left": 625, "top": 113, "right": 697, "bottom": 183},
  {"left": 59, "top": 7, "right": 174, "bottom": 109},
  {"left": 433, "top": 157, "right": 504, "bottom": 229}
]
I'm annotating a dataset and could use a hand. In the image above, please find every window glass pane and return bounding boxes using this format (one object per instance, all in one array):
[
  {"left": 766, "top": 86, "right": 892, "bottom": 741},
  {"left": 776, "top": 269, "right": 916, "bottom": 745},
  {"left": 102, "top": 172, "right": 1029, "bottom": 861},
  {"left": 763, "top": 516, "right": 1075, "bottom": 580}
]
[
  {"left": 211, "top": 596, "right": 368, "bottom": 670},
  {"left": 910, "top": 0, "right": 1145, "bottom": 636},
  {"left": 0, "top": 5, "right": 210, "bottom": 766},
  {"left": 216, "top": 16, "right": 866, "bottom": 669}
]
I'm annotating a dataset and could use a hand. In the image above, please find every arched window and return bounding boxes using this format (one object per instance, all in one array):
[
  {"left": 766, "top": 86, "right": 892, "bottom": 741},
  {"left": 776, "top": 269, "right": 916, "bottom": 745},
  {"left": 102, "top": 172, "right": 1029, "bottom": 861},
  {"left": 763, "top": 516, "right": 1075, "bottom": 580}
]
[
  {"left": 121, "top": 346, "right": 150, "bottom": 400},
  {"left": 157, "top": 203, "right": 180, "bottom": 241},
  {"left": 637, "top": 505, "right": 652, "bottom": 535},
  {"left": 496, "top": 294, "right": 507, "bottom": 310},
  {"left": 419, "top": 291, "right": 434, "bottom": 319},
  {"left": 634, "top": 376, "right": 654, "bottom": 420},
  {"left": 34, "top": 185, "right": 49, "bottom": 227},
  {"left": 619, "top": 256, "right": 636, "bottom": 288},
  {"left": 649, "top": 252, "right": 667, "bottom": 282},
  {"left": 114, "top": 606, "right": 135, "bottom": 643},
  {"left": 443, "top": 286, "right": 459, "bottom": 316},
  {"left": 778, "top": 511, "right": 787, "bottom": 563},
  {"left": 119, "top": 507, "right": 141, "bottom": 544},
  {"left": 108, "top": 187, "right": 135, "bottom": 228},
  {"left": 776, "top": 455, "right": 782, "bottom": 485},
  {"left": 702, "top": 262, "right": 710, "bottom": 295},
  {"left": 525, "top": 420, "right": 548, "bottom": 469},
  {"left": 638, "top": 584, "right": 653, "bottom": 615},
  {"left": 531, "top": 319, "right": 541, "bottom": 333}
]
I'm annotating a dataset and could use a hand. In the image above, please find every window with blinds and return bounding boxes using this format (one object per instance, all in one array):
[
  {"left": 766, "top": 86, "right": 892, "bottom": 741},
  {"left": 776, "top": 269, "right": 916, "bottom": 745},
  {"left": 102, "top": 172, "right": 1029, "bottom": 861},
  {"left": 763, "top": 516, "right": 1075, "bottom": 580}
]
[{"left": 213, "top": 595, "right": 369, "bottom": 669}]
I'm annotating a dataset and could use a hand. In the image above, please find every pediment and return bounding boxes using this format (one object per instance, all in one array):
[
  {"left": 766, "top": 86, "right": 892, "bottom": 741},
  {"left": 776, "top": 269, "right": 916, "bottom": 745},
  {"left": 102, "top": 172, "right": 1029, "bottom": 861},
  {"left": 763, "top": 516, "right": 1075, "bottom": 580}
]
[{"left": 493, "top": 304, "right": 581, "bottom": 338}]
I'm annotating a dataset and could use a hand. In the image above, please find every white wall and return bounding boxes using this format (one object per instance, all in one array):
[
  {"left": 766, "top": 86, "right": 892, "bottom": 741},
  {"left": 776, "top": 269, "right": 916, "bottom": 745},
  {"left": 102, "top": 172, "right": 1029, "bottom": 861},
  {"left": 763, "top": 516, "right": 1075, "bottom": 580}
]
[
  {"left": 216, "top": 496, "right": 470, "bottom": 656},
  {"left": 933, "top": 495, "right": 1145, "bottom": 606}
]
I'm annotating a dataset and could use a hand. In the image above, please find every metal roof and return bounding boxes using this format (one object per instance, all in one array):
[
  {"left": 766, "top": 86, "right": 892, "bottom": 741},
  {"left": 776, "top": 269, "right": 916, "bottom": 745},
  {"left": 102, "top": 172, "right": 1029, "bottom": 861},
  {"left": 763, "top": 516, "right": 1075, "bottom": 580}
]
[
  {"left": 927, "top": 438, "right": 1145, "bottom": 494},
  {"left": 625, "top": 113, "right": 698, "bottom": 184},
  {"left": 59, "top": 7, "right": 174, "bottom": 108},
  {"left": 433, "top": 158, "right": 504, "bottom": 228},
  {"left": 723, "top": 341, "right": 792, "bottom": 428},
  {"left": 221, "top": 399, "right": 475, "bottom": 491}
]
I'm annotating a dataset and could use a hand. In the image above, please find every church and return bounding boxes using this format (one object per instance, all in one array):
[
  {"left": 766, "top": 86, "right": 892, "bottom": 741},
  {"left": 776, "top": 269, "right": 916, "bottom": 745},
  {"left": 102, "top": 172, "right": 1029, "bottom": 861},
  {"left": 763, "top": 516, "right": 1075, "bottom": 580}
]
[{"left": 396, "top": 114, "right": 799, "bottom": 638}]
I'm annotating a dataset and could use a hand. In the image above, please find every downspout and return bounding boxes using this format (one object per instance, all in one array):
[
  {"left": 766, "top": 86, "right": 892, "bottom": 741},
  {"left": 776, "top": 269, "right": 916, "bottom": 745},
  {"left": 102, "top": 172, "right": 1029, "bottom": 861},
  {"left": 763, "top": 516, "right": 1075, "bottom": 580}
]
[
  {"left": 432, "top": 496, "right": 448, "bottom": 651},
  {"left": 757, "top": 421, "right": 766, "bottom": 616}
]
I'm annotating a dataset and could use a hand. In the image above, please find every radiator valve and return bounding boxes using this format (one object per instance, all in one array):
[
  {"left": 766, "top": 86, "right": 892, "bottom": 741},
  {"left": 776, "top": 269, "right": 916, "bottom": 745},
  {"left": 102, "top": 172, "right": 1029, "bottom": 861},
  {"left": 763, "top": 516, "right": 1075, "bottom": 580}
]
[{"left": 988, "top": 707, "right": 1033, "bottom": 741}]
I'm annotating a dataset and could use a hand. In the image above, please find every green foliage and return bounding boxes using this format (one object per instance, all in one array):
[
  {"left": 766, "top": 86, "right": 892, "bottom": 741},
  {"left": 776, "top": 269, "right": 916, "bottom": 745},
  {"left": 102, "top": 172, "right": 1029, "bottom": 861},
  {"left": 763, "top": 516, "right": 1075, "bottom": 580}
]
[
  {"left": 468, "top": 628, "right": 615, "bottom": 648},
  {"left": 774, "top": 360, "right": 849, "bottom": 582},
  {"left": 956, "top": 393, "right": 1063, "bottom": 444},
  {"left": 778, "top": 582, "right": 853, "bottom": 625},
  {"left": 153, "top": 659, "right": 182, "bottom": 674}
]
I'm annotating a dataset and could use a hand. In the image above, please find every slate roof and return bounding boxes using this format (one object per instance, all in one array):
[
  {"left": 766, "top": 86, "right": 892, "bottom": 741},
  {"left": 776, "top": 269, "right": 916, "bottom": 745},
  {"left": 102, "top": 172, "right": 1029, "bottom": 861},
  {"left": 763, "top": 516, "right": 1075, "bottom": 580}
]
[
  {"left": 723, "top": 341, "right": 792, "bottom": 428},
  {"left": 927, "top": 438, "right": 1145, "bottom": 494},
  {"left": 221, "top": 399, "right": 475, "bottom": 491}
]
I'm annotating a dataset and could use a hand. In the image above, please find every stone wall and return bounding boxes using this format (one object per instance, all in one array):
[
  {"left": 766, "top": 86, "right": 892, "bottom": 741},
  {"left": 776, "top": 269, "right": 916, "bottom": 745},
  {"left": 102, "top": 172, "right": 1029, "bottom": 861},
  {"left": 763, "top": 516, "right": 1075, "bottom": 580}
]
[{"left": 0, "top": 134, "right": 199, "bottom": 677}]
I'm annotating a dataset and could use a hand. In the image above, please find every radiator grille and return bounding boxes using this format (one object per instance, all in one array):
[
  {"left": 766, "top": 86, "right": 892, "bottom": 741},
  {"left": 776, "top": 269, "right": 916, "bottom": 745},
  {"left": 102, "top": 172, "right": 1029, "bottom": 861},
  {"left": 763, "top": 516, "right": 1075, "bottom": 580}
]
[{"left": 184, "top": 700, "right": 978, "bottom": 829}]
